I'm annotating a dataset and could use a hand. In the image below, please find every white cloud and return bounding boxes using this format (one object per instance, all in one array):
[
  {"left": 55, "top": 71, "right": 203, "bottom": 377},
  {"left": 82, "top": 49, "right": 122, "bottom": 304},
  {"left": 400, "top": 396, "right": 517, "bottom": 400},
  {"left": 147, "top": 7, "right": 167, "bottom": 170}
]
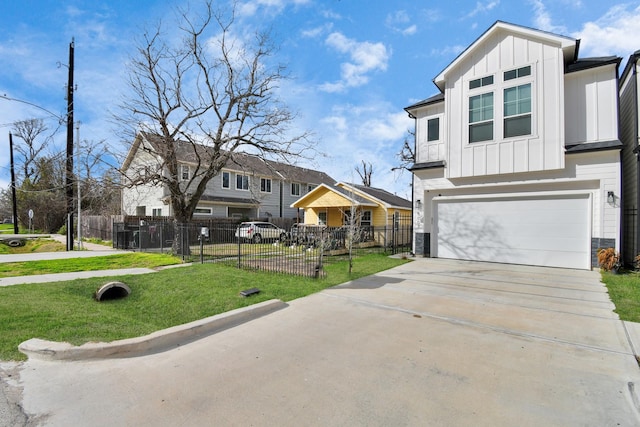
[
  {"left": 464, "top": 1, "right": 500, "bottom": 19},
  {"left": 238, "top": 0, "right": 311, "bottom": 17},
  {"left": 301, "top": 23, "right": 333, "bottom": 39},
  {"left": 319, "top": 32, "right": 390, "bottom": 93},
  {"left": 386, "top": 10, "right": 418, "bottom": 36},
  {"left": 431, "top": 45, "right": 466, "bottom": 57},
  {"left": 573, "top": 4, "right": 640, "bottom": 58},
  {"left": 313, "top": 103, "right": 413, "bottom": 197},
  {"left": 529, "top": 0, "right": 567, "bottom": 34}
]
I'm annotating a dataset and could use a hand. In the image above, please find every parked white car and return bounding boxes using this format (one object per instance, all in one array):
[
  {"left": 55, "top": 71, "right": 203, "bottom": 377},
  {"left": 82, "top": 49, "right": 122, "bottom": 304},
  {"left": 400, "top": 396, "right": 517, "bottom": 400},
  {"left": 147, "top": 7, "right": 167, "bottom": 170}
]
[{"left": 235, "top": 221, "right": 287, "bottom": 243}]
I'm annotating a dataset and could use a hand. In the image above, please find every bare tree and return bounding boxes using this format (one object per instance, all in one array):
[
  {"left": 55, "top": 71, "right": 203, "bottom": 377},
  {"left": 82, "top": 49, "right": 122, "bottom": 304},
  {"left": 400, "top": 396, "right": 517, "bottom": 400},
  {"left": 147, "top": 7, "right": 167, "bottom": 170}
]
[
  {"left": 11, "top": 119, "right": 51, "bottom": 183},
  {"left": 394, "top": 129, "right": 415, "bottom": 172},
  {"left": 116, "top": 1, "right": 310, "bottom": 237},
  {"left": 355, "top": 160, "right": 373, "bottom": 187}
]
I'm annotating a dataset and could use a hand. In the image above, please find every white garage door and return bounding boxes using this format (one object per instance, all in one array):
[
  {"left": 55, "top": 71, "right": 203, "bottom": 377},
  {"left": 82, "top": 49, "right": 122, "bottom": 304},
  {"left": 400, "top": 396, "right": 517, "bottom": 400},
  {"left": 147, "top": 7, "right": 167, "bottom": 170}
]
[{"left": 435, "top": 194, "right": 590, "bottom": 269}]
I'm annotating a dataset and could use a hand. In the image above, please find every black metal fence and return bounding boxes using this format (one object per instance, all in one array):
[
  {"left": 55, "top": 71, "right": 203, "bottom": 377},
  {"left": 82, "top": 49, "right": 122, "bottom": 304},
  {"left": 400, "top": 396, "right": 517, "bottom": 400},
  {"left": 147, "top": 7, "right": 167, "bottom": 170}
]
[{"left": 113, "top": 218, "right": 412, "bottom": 277}]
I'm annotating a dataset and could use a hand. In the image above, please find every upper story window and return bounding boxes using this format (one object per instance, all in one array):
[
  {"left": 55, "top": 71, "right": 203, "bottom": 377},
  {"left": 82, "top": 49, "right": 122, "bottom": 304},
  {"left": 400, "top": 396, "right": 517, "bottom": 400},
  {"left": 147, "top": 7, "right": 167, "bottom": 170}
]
[
  {"left": 469, "top": 92, "right": 494, "bottom": 143},
  {"left": 181, "top": 165, "right": 190, "bottom": 181},
  {"left": 291, "top": 182, "right": 301, "bottom": 196},
  {"left": 504, "top": 66, "right": 531, "bottom": 81},
  {"left": 260, "top": 178, "right": 272, "bottom": 193},
  {"left": 307, "top": 184, "right": 316, "bottom": 193},
  {"left": 236, "top": 174, "right": 249, "bottom": 191},
  {"left": 222, "top": 171, "right": 230, "bottom": 189},
  {"left": 504, "top": 83, "right": 532, "bottom": 138},
  {"left": 427, "top": 118, "right": 440, "bottom": 142},
  {"left": 469, "top": 75, "right": 494, "bottom": 89}
]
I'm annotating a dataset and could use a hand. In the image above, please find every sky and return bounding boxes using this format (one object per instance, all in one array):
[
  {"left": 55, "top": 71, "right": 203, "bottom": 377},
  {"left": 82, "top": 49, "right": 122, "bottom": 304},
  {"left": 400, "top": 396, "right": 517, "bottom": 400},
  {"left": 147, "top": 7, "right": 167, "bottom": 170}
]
[{"left": 0, "top": 0, "right": 639, "bottom": 204}]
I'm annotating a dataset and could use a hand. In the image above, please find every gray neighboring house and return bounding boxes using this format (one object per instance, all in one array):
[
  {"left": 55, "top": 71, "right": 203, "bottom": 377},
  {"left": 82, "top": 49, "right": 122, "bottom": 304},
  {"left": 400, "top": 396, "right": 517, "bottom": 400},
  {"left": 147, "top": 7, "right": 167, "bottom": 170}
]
[
  {"left": 620, "top": 50, "right": 640, "bottom": 265},
  {"left": 121, "top": 132, "right": 336, "bottom": 220}
]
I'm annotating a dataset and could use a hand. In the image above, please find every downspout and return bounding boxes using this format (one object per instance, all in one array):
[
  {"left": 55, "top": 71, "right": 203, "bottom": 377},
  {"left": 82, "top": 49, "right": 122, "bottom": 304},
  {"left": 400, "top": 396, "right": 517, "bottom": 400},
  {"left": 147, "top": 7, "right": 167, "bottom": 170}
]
[{"left": 279, "top": 181, "right": 283, "bottom": 218}]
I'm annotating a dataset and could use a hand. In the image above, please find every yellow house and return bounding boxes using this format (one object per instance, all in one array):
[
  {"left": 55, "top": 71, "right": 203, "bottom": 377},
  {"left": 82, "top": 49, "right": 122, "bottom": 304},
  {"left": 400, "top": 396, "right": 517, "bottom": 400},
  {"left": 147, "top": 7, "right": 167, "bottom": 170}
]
[{"left": 291, "top": 182, "right": 412, "bottom": 228}]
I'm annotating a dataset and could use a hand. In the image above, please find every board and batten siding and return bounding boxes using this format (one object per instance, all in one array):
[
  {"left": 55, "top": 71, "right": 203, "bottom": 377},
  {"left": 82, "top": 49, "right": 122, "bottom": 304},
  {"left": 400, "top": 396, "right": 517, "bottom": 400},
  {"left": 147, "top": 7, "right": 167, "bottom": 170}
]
[
  {"left": 619, "top": 60, "right": 639, "bottom": 263},
  {"left": 442, "top": 32, "right": 565, "bottom": 179},
  {"left": 565, "top": 66, "right": 619, "bottom": 145},
  {"left": 415, "top": 103, "right": 445, "bottom": 164}
]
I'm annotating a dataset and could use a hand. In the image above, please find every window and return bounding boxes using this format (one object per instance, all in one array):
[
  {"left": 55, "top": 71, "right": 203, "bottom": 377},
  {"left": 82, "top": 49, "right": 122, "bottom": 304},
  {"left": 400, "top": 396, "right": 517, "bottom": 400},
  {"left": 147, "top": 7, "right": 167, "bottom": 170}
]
[
  {"left": 236, "top": 174, "right": 249, "bottom": 190},
  {"left": 194, "top": 207, "right": 212, "bottom": 215},
  {"left": 427, "top": 118, "right": 440, "bottom": 142},
  {"left": 503, "top": 83, "right": 531, "bottom": 138},
  {"left": 504, "top": 66, "right": 531, "bottom": 81},
  {"left": 318, "top": 212, "right": 327, "bottom": 225},
  {"left": 361, "top": 210, "right": 372, "bottom": 226},
  {"left": 152, "top": 208, "right": 162, "bottom": 217},
  {"left": 291, "top": 182, "right": 301, "bottom": 196},
  {"left": 469, "top": 75, "right": 493, "bottom": 89},
  {"left": 136, "top": 206, "right": 146, "bottom": 216},
  {"left": 469, "top": 92, "right": 494, "bottom": 143},
  {"left": 260, "top": 178, "right": 272, "bottom": 193},
  {"left": 222, "top": 172, "right": 230, "bottom": 189},
  {"left": 181, "top": 165, "right": 190, "bottom": 181},
  {"left": 307, "top": 184, "right": 316, "bottom": 193}
]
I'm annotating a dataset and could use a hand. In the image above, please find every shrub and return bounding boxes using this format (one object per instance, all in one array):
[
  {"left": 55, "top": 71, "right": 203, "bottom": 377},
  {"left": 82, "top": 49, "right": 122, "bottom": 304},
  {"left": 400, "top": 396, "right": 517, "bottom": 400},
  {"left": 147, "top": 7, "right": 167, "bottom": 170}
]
[{"left": 597, "top": 248, "right": 621, "bottom": 272}]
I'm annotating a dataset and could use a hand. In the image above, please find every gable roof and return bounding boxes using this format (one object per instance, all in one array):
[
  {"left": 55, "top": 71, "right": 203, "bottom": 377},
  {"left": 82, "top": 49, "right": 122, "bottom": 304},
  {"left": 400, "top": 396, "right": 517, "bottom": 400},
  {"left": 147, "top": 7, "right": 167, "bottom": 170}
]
[
  {"left": 433, "top": 21, "right": 577, "bottom": 92},
  {"left": 292, "top": 182, "right": 411, "bottom": 210},
  {"left": 122, "top": 132, "right": 336, "bottom": 185},
  {"left": 340, "top": 183, "right": 412, "bottom": 209}
]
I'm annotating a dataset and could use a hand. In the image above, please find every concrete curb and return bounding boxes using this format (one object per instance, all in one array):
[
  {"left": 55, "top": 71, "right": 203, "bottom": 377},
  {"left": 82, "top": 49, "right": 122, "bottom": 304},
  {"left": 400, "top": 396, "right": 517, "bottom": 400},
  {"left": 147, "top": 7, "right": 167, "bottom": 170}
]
[{"left": 18, "top": 299, "right": 288, "bottom": 361}]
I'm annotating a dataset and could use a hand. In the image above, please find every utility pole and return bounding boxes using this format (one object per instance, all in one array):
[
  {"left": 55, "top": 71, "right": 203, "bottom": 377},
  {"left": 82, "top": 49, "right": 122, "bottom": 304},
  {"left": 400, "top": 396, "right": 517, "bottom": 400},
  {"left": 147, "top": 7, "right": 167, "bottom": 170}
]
[
  {"left": 65, "top": 38, "right": 75, "bottom": 251},
  {"left": 76, "top": 122, "right": 82, "bottom": 249},
  {"left": 8, "top": 133, "right": 18, "bottom": 234}
]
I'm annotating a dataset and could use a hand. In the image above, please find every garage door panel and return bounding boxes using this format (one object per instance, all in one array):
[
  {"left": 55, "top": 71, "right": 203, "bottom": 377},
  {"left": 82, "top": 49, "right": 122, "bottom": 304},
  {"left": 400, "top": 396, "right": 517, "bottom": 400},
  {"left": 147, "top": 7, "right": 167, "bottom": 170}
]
[{"left": 436, "top": 195, "right": 590, "bottom": 269}]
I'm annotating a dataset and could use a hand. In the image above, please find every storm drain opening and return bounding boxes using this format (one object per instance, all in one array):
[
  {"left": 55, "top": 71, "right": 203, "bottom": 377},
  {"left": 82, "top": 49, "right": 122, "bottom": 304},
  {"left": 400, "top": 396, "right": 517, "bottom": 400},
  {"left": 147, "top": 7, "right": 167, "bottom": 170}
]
[{"left": 94, "top": 282, "right": 131, "bottom": 301}]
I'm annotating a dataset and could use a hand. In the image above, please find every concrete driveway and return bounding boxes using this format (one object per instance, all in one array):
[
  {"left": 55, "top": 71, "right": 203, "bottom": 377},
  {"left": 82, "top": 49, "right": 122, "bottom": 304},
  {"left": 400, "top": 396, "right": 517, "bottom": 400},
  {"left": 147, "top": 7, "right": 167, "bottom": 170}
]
[{"left": 3, "top": 258, "right": 640, "bottom": 426}]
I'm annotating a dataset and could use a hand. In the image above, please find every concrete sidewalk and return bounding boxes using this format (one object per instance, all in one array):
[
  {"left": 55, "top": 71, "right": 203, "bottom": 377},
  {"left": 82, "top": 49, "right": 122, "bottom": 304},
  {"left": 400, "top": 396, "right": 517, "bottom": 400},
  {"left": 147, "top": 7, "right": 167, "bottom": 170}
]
[
  {"left": 4, "top": 258, "right": 640, "bottom": 426},
  {"left": 0, "top": 234, "right": 154, "bottom": 286}
]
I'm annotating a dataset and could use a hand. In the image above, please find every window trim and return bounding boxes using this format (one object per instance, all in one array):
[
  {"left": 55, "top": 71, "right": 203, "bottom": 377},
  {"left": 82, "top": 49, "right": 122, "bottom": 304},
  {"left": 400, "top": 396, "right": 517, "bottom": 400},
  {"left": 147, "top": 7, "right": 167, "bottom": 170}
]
[
  {"left": 468, "top": 91, "right": 494, "bottom": 143},
  {"left": 194, "top": 207, "right": 213, "bottom": 215},
  {"left": 236, "top": 173, "right": 250, "bottom": 191},
  {"left": 465, "top": 63, "right": 535, "bottom": 145},
  {"left": 180, "top": 165, "right": 190, "bottom": 181},
  {"left": 503, "top": 82, "right": 532, "bottom": 139},
  {"left": 260, "top": 177, "right": 272, "bottom": 193},
  {"left": 291, "top": 182, "right": 301, "bottom": 197},
  {"left": 361, "top": 210, "right": 372, "bottom": 226},
  {"left": 427, "top": 117, "right": 440, "bottom": 142},
  {"left": 318, "top": 211, "right": 327, "bottom": 225},
  {"left": 222, "top": 171, "right": 230, "bottom": 189}
]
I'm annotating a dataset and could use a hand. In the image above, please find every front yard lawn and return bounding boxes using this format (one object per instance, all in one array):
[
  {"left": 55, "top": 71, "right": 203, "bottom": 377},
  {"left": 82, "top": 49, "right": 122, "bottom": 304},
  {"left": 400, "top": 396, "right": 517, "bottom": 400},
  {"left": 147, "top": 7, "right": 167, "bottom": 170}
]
[
  {"left": 0, "top": 253, "right": 408, "bottom": 360},
  {"left": 601, "top": 271, "right": 640, "bottom": 323}
]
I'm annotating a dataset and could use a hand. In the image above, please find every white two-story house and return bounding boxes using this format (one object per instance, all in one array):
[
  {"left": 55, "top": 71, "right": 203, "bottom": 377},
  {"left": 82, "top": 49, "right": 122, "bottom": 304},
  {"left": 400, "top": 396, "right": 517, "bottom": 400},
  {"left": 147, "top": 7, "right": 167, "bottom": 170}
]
[
  {"left": 121, "top": 132, "right": 336, "bottom": 220},
  {"left": 406, "top": 21, "right": 622, "bottom": 270}
]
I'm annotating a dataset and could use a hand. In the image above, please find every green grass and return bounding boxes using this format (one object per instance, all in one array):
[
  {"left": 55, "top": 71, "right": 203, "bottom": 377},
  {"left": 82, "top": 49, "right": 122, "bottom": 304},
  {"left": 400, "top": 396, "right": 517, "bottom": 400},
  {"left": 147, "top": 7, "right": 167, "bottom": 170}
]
[
  {"left": 0, "top": 253, "right": 409, "bottom": 360},
  {"left": 601, "top": 271, "right": 640, "bottom": 322},
  {"left": 0, "top": 237, "right": 67, "bottom": 255},
  {"left": 0, "top": 252, "right": 182, "bottom": 277}
]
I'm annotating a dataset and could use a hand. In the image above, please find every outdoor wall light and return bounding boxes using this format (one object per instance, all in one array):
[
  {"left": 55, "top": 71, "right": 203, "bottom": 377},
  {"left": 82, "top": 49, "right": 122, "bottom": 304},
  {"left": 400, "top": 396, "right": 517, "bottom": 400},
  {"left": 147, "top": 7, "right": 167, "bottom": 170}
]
[
  {"left": 607, "top": 191, "right": 615, "bottom": 204},
  {"left": 416, "top": 199, "right": 422, "bottom": 208}
]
